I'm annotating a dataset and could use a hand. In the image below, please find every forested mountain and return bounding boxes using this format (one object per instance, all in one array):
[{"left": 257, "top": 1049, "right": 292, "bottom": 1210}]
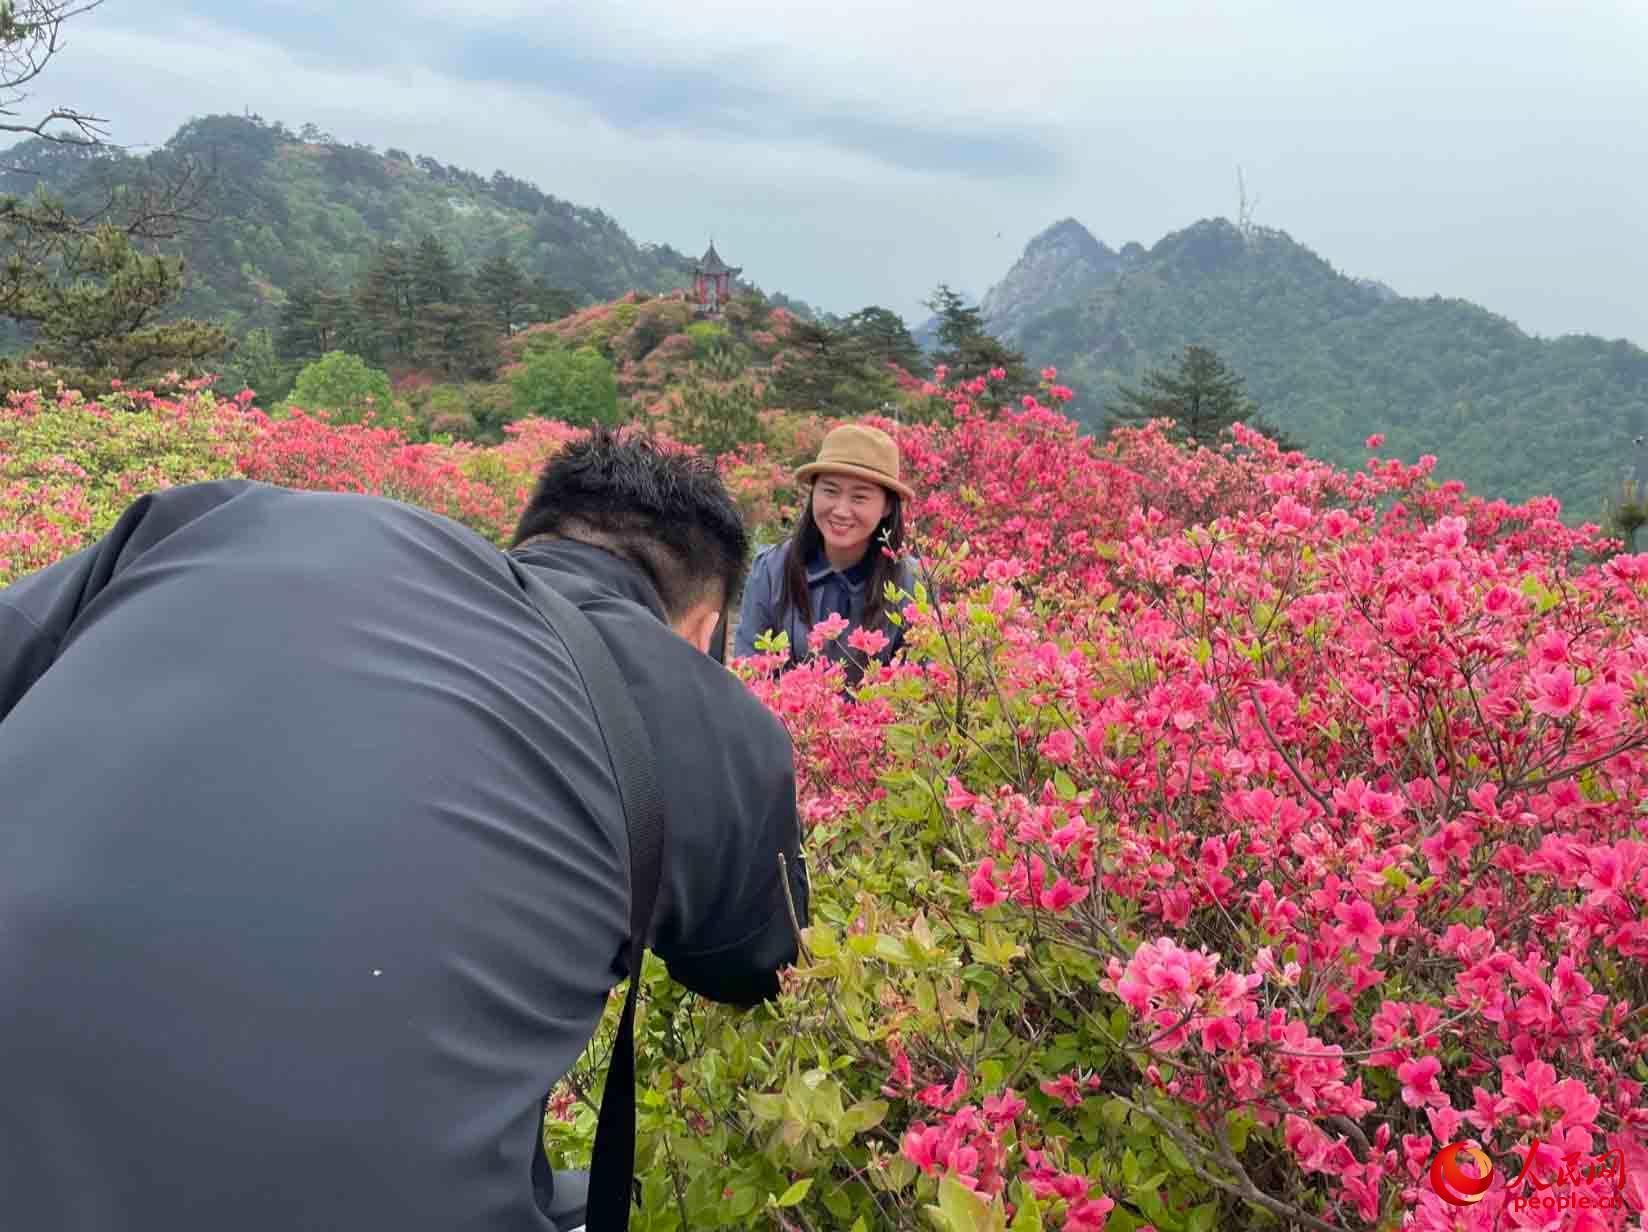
[
  {"left": 980, "top": 217, "right": 1648, "bottom": 524},
  {"left": 0, "top": 113, "right": 813, "bottom": 337}
]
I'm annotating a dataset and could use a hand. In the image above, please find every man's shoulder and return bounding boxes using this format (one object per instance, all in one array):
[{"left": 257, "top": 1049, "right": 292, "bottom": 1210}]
[{"left": 660, "top": 631, "right": 791, "bottom": 749}]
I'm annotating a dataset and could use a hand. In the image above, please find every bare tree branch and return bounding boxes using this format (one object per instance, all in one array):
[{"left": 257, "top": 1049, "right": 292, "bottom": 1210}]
[
  {"left": 0, "top": 0, "right": 110, "bottom": 145},
  {"left": 73, "top": 151, "right": 218, "bottom": 238}
]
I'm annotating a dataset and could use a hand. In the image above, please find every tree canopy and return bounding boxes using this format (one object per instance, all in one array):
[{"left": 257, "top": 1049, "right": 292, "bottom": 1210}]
[{"left": 1106, "top": 344, "right": 1256, "bottom": 447}]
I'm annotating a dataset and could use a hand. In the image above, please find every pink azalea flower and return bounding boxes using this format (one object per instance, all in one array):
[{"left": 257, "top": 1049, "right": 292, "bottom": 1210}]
[
  {"left": 969, "top": 859, "right": 1006, "bottom": 910},
  {"left": 1333, "top": 897, "right": 1385, "bottom": 956},
  {"left": 1529, "top": 667, "right": 1579, "bottom": 718},
  {"left": 1039, "top": 1073, "right": 1083, "bottom": 1108}
]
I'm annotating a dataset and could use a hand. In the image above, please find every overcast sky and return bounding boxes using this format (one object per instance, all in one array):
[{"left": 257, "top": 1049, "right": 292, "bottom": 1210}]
[{"left": 29, "top": 0, "right": 1648, "bottom": 345}]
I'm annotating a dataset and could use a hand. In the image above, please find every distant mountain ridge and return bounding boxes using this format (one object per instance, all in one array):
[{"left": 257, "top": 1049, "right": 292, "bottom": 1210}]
[
  {"left": 978, "top": 218, "right": 1130, "bottom": 340},
  {"left": 0, "top": 113, "right": 817, "bottom": 336},
  {"left": 977, "top": 216, "right": 1648, "bottom": 524}
]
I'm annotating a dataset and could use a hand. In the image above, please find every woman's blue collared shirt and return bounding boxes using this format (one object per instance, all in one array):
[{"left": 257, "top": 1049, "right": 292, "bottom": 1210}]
[{"left": 732, "top": 539, "right": 917, "bottom": 664}]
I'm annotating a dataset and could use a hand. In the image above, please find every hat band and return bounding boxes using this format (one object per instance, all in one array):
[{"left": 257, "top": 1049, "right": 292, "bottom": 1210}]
[{"left": 816, "top": 456, "right": 898, "bottom": 482}]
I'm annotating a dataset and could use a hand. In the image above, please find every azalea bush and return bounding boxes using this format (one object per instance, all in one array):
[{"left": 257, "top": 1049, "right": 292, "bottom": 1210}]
[
  {"left": 5, "top": 372, "right": 1646, "bottom": 1230},
  {"left": 551, "top": 381, "right": 1648, "bottom": 1231}
]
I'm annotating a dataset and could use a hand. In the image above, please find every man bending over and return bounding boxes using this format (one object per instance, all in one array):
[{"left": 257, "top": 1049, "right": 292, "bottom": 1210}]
[{"left": 0, "top": 429, "right": 808, "bottom": 1230}]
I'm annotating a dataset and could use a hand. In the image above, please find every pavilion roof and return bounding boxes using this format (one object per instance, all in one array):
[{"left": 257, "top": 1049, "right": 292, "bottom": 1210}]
[{"left": 695, "top": 242, "right": 741, "bottom": 276}]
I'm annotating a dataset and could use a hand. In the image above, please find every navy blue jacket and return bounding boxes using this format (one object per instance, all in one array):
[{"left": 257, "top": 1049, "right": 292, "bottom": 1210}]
[
  {"left": 732, "top": 537, "right": 918, "bottom": 668},
  {"left": 0, "top": 478, "right": 807, "bottom": 1230}
]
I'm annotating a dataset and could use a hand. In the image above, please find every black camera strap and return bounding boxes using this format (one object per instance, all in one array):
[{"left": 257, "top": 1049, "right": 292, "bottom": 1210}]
[{"left": 508, "top": 558, "right": 664, "bottom": 1232}]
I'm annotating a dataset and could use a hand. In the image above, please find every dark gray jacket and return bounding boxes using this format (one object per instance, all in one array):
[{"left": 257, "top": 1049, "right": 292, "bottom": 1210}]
[{"left": 0, "top": 478, "right": 807, "bottom": 1231}]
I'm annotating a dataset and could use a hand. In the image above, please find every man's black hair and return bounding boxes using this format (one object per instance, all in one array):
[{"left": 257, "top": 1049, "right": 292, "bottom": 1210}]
[{"left": 510, "top": 426, "right": 750, "bottom": 621}]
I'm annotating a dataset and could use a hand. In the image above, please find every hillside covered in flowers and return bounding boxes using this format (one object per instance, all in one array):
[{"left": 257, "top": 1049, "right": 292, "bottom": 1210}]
[{"left": 3, "top": 373, "right": 1646, "bottom": 1231}]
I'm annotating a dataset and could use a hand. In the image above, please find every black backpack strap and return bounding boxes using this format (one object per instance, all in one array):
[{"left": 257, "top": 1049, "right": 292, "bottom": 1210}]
[{"left": 506, "top": 557, "right": 665, "bottom": 1232}]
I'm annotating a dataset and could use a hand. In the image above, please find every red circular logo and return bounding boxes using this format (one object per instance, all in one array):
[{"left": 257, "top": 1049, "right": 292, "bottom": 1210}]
[{"left": 1430, "top": 1142, "right": 1494, "bottom": 1206}]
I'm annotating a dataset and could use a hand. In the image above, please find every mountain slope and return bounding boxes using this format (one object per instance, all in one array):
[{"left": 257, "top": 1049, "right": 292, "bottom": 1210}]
[
  {"left": 977, "top": 218, "right": 1131, "bottom": 339},
  {"left": 985, "top": 218, "right": 1648, "bottom": 524},
  {"left": 0, "top": 113, "right": 814, "bottom": 336}
]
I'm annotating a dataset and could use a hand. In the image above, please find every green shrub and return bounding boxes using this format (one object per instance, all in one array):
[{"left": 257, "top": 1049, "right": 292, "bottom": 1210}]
[{"left": 510, "top": 345, "right": 621, "bottom": 428}]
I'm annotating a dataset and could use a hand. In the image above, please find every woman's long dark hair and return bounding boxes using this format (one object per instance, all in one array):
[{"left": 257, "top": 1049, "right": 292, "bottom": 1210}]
[{"left": 780, "top": 482, "right": 905, "bottom": 633}]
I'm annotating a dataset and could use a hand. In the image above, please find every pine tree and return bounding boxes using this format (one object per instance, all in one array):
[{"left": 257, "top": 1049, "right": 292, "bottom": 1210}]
[
  {"left": 275, "top": 280, "right": 351, "bottom": 361},
  {"left": 841, "top": 305, "right": 926, "bottom": 377},
  {"left": 1247, "top": 414, "right": 1303, "bottom": 453},
  {"left": 1604, "top": 477, "right": 1648, "bottom": 554},
  {"left": 525, "top": 278, "right": 578, "bottom": 324},
  {"left": 410, "top": 234, "right": 462, "bottom": 309},
  {"left": 0, "top": 216, "right": 229, "bottom": 392},
  {"left": 474, "top": 252, "right": 529, "bottom": 335},
  {"left": 672, "top": 364, "right": 767, "bottom": 457},
  {"left": 923, "top": 283, "right": 1031, "bottom": 393},
  {"left": 1107, "top": 345, "right": 1256, "bottom": 447},
  {"left": 217, "top": 326, "right": 294, "bottom": 403},
  {"left": 355, "top": 242, "right": 417, "bottom": 361},
  {"left": 767, "top": 318, "right": 853, "bottom": 411},
  {"left": 415, "top": 296, "right": 498, "bottom": 379}
]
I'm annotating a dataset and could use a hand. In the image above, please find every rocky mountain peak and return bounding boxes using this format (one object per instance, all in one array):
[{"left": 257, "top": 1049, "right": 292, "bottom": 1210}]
[{"left": 980, "top": 218, "right": 1124, "bottom": 341}]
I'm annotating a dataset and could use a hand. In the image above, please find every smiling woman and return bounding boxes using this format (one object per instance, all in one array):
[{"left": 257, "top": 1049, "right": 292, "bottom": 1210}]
[{"left": 732, "top": 422, "right": 921, "bottom": 680}]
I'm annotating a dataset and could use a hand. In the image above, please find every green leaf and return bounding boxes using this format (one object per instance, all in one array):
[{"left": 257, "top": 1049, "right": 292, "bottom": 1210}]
[
  {"left": 821, "top": 1186, "right": 854, "bottom": 1222},
  {"left": 1193, "top": 637, "right": 1211, "bottom": 666},
  {"left": 976, "top": 925, "right": 1025, "bottom": 967},
  {"left": 841, "top": 1098, "right": 890, "bottom": 1136},
  {"left": 937, "top": 1172, "right": 1002, "bottom": 1231},
  {"left": 914, "top": 977, "right": 938, "bottom": 1014},
  {"left": 775, "top": 1177, "right": 813, "bottom": 1207},
  {"left": 807, "top": 924, "right": 840, "bottom": 958},
  {"left": 1186, "top": 1201, "right": 1219, "bottom": 1232},
  {"left": 1108, "top": 1005, "right": 1130, "bottom": 1042},
  {"left": 1008, "top": 1195, "right": 1045, "bottom": 1231},
  {"left": 1160, "top": 1136, "right": 1191, "bottom": 1173},
  {"left": 874, "top": 934, "right": 911, "bottom": 965},
  {"left": 728, "top": 1185, "right": 760, "bottom": 1217}
]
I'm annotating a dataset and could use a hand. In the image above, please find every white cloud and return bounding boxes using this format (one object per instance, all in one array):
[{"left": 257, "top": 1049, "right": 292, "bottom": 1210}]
[{"left": 15, "top": 0, "right": 1648, "bottom": 340}]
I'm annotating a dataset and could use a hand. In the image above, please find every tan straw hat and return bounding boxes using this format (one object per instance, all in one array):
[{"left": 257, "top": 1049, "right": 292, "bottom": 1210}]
[{"left": 793, "top": 423, "right": 915, "bottom": 502}]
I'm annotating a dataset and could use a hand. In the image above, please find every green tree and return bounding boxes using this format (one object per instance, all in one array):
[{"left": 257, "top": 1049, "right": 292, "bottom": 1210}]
[
  {"left": 766, "top": 317, "right": 893, "bottom": 414},
  {"left": 509, "top": 344, "right": 620, "bottom": 428},
  {"left": 671, "top": 365, "right": 766, "bottom": 456},
  {"left": 276, "top": 280, "right": 352, "bottom": 361},
  {"left": 1247, "top": 413, "right": 1304, "bottom": 453},
  {"left": 1604, "top": 476, "right": 1648, "bottom": 553},
  {"left": 410, "top": 233, "right": 462, "bottom": 308},
  {"left": 525, "top": 277, "right": 578, "bottom": 324},
  {"left": 289, "top": 350, "right": 397, "bottom": 425},
  {"left": 418, "top": 298, "right": 494, "bottom": 378},
  {"left": 217, "top": 326, "right": 293, "bottom": 404},
  {"left": 0, "top": 215, "right": 229, "bottom": 391},
  {"left": 474, "top": 252, "right": 529, "bottom": 335},
  {"left": 0, "top": 2, "right": 233, "bottom": 394},
  {"left": 355, "top": 241, "right": 417, "bottom": 361},
  {"left": 923, "top": 283, "right": 1031, "bottom": 393},
  {"left": 842, "top": 305, "right": 926, "bottom": 377},
  {"left": 1107, "top": 344, "right": 1257, "bottom": 448}
]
